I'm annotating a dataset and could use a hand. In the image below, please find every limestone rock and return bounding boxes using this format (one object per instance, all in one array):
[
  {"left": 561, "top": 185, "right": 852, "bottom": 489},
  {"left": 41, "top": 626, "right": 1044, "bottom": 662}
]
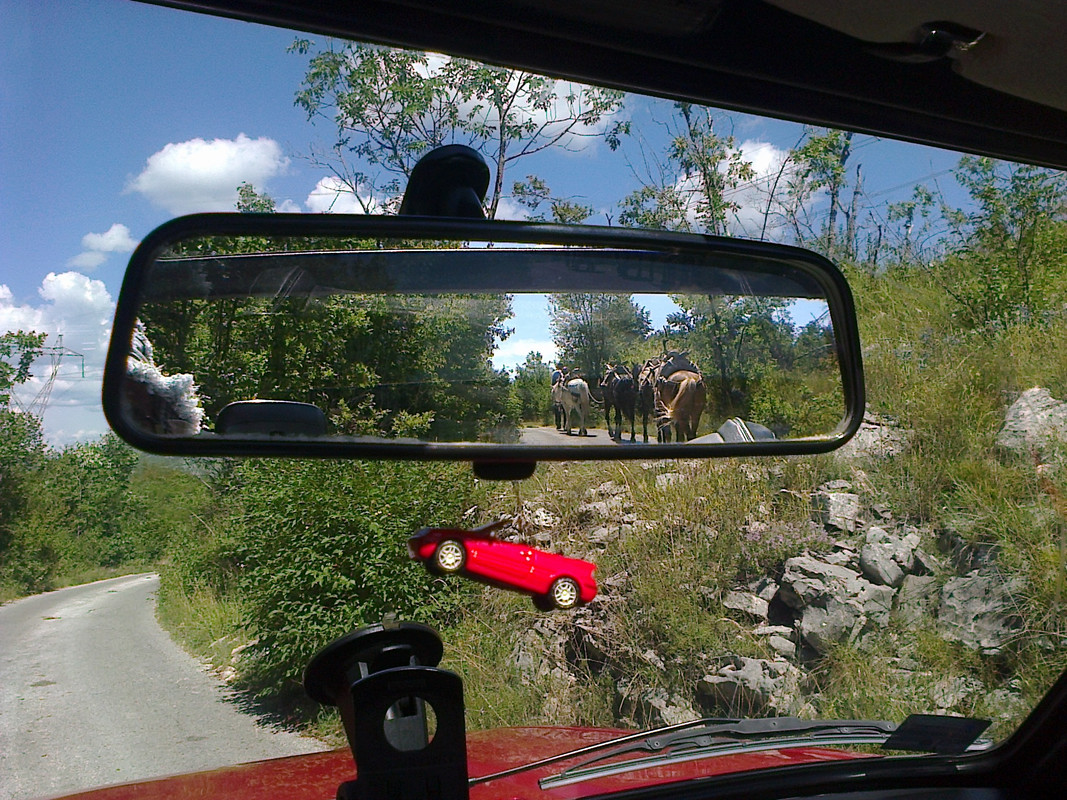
[
  {"left": 859, "top": 542, "right": 905, "bottom": 586},
  {"left": 655, "top": 472, "right": 686, "bottom": 490},
  {"left": 938, "top": 570, "right": 1025, "bottom": 655},
  {"left": 779, "top": 555, "right": 895, "bottom": 653},
  {"left": 723, "top": 590, "right": 770, "bottom": 621},
  {"left": 767, "top": 635, "right": 797, "bottom": 659},
  {"left": 834, "top": 411, "right": 912, "bottom": 460},
  {"left": 698, "top": 656, "right": 803, "bottom": 715},
  {"left": 997, "top": 387, "right": 1067, "bottom": 457},
  {"left": 896, "top": 574, "right": 939, "bottom": 625},
  {"left": 813, "top": 490, "right": 862, "bottom": 532},
  {"left": 634, "top": 688, "right": 699, "bottom": 727}
]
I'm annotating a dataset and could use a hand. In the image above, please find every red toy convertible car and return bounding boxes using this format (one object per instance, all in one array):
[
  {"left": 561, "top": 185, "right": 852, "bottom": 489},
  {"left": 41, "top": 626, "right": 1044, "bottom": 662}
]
[{"left": 408, "top": 521, "right": 598, "bottom": 610}]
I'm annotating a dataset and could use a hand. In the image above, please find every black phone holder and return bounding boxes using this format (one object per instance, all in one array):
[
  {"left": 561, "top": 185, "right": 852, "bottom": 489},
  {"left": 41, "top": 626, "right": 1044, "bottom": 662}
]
[{"left": 304, "top": 620, "right": 469, "bottom": 800}]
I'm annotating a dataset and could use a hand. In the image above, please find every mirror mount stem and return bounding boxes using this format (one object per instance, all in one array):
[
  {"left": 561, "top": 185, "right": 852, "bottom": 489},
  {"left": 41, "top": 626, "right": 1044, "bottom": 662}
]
[
  {"left": 473, "top": 461, "right": 537, "bottom": 481},
  {"left": 399, "top": 145, "right": 490, "bottom": 219},
  {"left": 400, "top": 146, "right": 535, "bottom": 479}
]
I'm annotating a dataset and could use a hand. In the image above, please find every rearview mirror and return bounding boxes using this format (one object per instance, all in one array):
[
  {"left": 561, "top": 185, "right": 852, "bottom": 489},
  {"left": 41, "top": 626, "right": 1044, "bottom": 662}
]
[{"left": 103, "top": 214, "right": 864, "bottom": 464}]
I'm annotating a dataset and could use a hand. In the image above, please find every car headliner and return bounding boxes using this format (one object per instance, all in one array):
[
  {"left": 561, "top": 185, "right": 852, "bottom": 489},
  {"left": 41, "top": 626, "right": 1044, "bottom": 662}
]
[{"left": 141, "top": 0, "right": 1067, "bottom": 169}]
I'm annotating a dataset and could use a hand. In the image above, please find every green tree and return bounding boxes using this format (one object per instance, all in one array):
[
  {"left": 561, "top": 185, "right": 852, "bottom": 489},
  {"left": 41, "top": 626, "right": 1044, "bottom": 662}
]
[
  {"left": 139, "top": 187, "right": 519, "bottom": 441},
  {"left": 618, "top": 103, "right": 754, "bottom": 235},
  {"left": 663, "top": 295, "right": 792, "bottom": 419},
  {"left": 885, "top": 184, "right": 940, "bottom": 267},
  {"left": 0, "top": 410, "right": 46, "bottom": 574},
  {"left": 289, "top": 40, "right": 626, "bottom": 217},
  {"left": 2, "top": 432, "right": 144, "bottom": 593},
  {"left": 934, "top": 157, "right": 1067, "bottom": 327},
  {"left": 784, "top": 129, "right": 864, "bottom": 258},
  {"left": 512, "top": 175, "right": 593, "bottom": 223},
  {"left": 227, "top": 458, "right": 475, "bottom": 700},
  {"left": 512, "top": 351, "right": 553, "bottom": 423},
  {"left": 549, "top": 294, "right": 652, "bottom": 382},
  {"left": 1, "top": 330, "right": 46, "bottom": 405},
  {"left": 236, "top": 181, "right": 277, "bottom": 213}
]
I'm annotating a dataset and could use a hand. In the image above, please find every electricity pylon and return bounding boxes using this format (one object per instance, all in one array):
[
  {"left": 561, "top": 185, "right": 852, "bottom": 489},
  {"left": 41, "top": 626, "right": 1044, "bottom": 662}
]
[{"left": 10, "top": 334, "right": 86, "bottom": 418}]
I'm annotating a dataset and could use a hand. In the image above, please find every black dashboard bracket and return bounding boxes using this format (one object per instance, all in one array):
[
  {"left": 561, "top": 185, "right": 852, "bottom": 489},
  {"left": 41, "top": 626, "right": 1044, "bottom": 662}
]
[{"left": 304, "top": 621, "right": 469, "bottom": 800}]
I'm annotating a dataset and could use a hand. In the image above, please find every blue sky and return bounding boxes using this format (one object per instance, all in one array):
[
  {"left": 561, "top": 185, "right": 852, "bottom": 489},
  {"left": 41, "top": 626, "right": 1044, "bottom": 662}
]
[{"left": 1, "top": 0, "right": 970, "bottom": 445}]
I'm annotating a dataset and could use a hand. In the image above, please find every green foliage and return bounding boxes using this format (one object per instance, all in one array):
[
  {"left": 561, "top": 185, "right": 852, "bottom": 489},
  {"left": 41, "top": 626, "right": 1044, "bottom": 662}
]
[
  {"left": 0, "top": 422, "right": 215, "bottom": 596},
  {"left": 550, "top": 293, "right": 652, "bottom": 379},
  {"left": 236, "top": 182, "right": 277, "bottom": 213},
  {"left": 618, "top": 103, "right": 755, "bottom": 235},
  {"left": 3, "top": 434, "right": 145, "bottom": 592},
  {"left": 289, "top": 40, "right": 625, "bottom": 217},
  {"left": 511, "top": 351, "right": 553, "bottom": 424},
  {"left": 0, "top": 410, "right": 46, "bottom": 556},
  {"left": 140, "top": 289, "right": 518, "bottom": 442},
  {"left": 788, "top": 129, "right": 857, "bottom": 256},
  {"left": 226, "top": 459, "right": 476, "bottom": 699},
  {"left": 512, "top": 175, "right": 593, "bottom": 223},
  {"left": 659, "top": 295, "right": 842, "bottom": 436},
  {"left": 0, "top": 330, "right": 46, "bottom": 404}
]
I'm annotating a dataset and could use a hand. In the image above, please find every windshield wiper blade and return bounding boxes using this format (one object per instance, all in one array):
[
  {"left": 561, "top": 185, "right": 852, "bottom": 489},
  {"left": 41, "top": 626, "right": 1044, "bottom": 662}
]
[
  {"left": 538, "top": 718, "right": 894, "bottom": 789},
  {"left": 537, "top": 715, "right": 991, "bottom": 790},
  {"left": 469, "top": 717, "right": 744, "bottom": 786}
]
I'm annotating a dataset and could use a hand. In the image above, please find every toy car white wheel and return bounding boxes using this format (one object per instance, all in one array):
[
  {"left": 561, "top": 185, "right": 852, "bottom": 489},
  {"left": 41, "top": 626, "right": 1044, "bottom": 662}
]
[
  {"left": 434, "top": 540, "right": 466, "bottom": 573},
  {"left": 550, "top": 577, "right": 580, "bottom": 609}
]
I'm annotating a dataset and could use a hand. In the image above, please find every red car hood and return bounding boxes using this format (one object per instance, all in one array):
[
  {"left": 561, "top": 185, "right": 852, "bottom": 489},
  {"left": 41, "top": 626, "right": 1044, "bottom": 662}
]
[{"left": 44, "top": 726, "right": 873, "bottom": 800}]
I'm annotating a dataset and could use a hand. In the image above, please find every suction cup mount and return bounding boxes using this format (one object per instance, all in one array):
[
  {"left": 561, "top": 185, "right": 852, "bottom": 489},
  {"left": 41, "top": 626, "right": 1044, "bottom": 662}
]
[{"left": 304, "top": 620, "right": 468, "bottom": 800}]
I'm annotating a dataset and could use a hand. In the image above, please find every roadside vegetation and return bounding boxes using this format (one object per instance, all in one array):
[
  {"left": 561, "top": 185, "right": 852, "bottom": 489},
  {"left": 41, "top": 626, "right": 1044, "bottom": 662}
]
[{"left": 3, "top": 49, "right": 1067, "bottom": 743}]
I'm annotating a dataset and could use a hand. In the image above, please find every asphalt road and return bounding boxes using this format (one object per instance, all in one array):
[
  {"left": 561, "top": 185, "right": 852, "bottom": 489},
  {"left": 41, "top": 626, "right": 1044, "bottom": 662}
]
[
  {"left": 519, "top": 425, "right": 653, "bottom": 445},
  {"left": 0, "top": 574, "right": 326, "bottom": 800}
]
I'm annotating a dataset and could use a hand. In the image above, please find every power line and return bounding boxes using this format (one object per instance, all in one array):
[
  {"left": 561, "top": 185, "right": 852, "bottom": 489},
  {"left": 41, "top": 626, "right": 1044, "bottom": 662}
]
[{"left": 9, "top": 334, "right": 86, "bottom": 419}]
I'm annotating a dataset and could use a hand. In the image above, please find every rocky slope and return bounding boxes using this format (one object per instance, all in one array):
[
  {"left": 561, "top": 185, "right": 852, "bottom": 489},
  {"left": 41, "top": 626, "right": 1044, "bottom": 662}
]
[{"left": 498, "top": 391, "right": 1067, "bottom": 732}]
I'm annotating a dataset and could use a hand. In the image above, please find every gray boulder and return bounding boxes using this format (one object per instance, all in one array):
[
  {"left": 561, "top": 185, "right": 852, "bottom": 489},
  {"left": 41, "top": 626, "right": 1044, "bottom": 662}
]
[
  {"left": 632, "top": 688, "right": 699, "bottom": 727},
  {"left": 835, "top": 411, "right": 912, "bottom": 460},
  {"left": 698, "top": 656, "right": 803, "bottom": 715},
  {"left": 814, "top": 490, "right": 862, "bottom": 532},
  {"left": 723, "top": 590, "right": 770, "bottom": 621},
  {"left": 997, "top": 387, "right": 1067, "bottom": 457},
  {"left": 938, "top": 570, "right": 1025, "bottom": 655},
  {"left": 779, "top": 555, "right": 895, "bottom": 653},
  {"left": 896, "top": 574, "right": 939, "bottom": 625},
  {"left": 859, "top": 526, "right": 920, "bottom": 587},
  {"left": 859, "top": 543, "right": 905, "bottom": 587}
]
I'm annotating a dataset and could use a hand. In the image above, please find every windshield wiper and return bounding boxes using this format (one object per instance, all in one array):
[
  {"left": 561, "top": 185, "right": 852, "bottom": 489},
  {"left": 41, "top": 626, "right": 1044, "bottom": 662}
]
[
  {"left": 472, "top": 714, "right": 991, "bottom": 790},
  {"left": 537, "top": 717, "right": 896, "bottom": 789}
]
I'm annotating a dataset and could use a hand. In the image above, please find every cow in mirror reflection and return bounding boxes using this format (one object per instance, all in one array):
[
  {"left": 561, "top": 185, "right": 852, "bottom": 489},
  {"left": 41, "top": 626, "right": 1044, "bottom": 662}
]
[{"left": 635, "top": 358, "right": 660, "bottom": 443}]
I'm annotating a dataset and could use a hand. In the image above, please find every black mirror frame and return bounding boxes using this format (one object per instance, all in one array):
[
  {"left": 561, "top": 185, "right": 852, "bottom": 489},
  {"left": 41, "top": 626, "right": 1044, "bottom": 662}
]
[{"left": 103, "top": 213, "right": 865, "bottom": 462}]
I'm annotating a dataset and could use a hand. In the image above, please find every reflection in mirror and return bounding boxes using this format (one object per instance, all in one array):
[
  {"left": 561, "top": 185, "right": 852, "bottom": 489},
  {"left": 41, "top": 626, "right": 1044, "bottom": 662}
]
[{"left": 115, "top": 232, "right": 846, "bottom": 449}]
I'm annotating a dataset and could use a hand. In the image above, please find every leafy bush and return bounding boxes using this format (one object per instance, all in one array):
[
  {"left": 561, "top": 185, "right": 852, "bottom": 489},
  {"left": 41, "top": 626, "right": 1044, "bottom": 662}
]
[{"left": 227, "top": 459, "right": 476, "bottom": 700}]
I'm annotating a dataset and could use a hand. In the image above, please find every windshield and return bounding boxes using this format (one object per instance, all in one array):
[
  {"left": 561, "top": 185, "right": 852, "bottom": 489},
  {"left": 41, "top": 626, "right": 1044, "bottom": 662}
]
[{"left": 2, "top": 3, "right": 1066, "bottom": 799}]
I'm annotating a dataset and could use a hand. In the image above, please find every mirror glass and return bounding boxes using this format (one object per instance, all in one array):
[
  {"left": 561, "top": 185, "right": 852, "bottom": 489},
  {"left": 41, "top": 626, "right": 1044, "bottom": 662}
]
[{"left": 109, "top": 227, "right": 853, "bottom": 452}]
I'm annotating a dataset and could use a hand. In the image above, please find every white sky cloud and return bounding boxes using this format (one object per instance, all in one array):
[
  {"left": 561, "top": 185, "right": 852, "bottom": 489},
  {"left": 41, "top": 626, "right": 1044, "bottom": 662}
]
[
  {"left": 127, "top": 134, "right": 289, "bottom": 215},
  {"left": 67, "top": 251, "right": 109, "bottom": 270},
  {"left": 492, "top": 337, "right": 558, "bottom": 371},
  {"left": 666, "top": 139, "right": 795, "bottom": 239},
  {"left": 82, "top": 223, "right": 138, "bottom": 253},
  {"left": 305, "top": 176, "right": 380, "bottom": 213},
  {"left": 493, "top": 196, "right": 526, "bottom": 221},
  {"left": 413, "top": 55, "right": 619, "bottom": 155},
  {"left": 728, "top": 139, "right": 795, "bottom": 238},
  {"left": 67, "top": 223, "right": 139, "bottom": 270},
  {"left": 1, "top": 272, "right": 115, "bottom": 447}
]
